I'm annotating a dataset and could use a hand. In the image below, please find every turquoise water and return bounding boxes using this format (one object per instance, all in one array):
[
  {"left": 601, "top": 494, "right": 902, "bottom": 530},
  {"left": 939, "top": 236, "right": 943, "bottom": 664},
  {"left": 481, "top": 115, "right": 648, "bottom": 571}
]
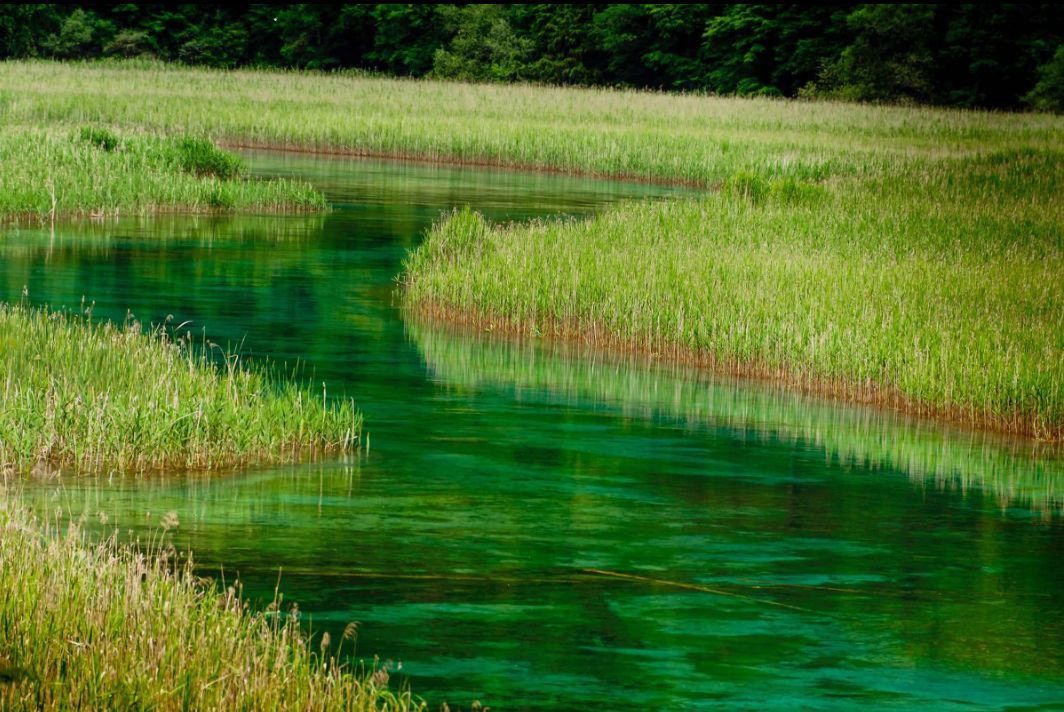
[{"left": 4, "top": 152, "right": 1062, "bottom": 710}]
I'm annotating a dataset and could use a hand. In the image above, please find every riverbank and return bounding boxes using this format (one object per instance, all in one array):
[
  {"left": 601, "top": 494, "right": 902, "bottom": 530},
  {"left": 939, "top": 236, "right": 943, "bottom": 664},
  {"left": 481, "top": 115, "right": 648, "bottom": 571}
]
[
  {"left": 404, "top": 147, "right": 1062, "bottom": 441},
  {"left": 0, "top": 303, "right": 361, "bottom": 476},
  {"left": 0, "top": 497, "right": 420, "bottom": 711}
]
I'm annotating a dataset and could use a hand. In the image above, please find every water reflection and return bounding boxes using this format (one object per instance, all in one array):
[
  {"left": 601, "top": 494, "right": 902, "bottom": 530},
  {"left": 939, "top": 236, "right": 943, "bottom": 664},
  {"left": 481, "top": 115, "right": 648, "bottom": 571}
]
[{"left": 410, "top": 321, "right": 1064, "bottom": 517}]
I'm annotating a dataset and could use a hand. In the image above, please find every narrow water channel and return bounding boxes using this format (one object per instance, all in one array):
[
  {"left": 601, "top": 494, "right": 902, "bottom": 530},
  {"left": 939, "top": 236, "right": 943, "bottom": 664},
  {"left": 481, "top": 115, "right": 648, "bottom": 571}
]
[{"left": 4, "top": 152, "right": 1062, "bottom": 710}]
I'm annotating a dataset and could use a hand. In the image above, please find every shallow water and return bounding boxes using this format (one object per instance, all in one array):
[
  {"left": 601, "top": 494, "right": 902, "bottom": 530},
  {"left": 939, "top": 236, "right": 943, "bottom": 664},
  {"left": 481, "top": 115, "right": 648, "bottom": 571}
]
[{"left": 4, "top": 152, "right": 1063, "bottom": 710}]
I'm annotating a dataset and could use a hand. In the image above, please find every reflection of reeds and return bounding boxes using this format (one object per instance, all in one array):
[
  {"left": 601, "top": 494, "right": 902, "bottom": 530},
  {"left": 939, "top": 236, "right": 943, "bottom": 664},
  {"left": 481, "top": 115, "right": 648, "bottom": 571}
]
[
  {"left": 0, "top": 303, "right": 361, "bottom": 476},
  {"left": 0, "top": 497, "right": 420, "bottom": 711},
  {"left": 2, "top": 212, "right": 329, "bottom": 258},
  {"left": 408, "top": 321, "right": 1064, "bottom": 516}
]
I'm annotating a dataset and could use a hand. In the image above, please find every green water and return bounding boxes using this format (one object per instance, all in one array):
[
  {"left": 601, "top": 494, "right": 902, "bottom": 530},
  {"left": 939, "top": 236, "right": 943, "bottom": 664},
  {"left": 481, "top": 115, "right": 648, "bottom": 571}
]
[{"left": 4, "top": 152, "right": 1063, "bottom": 710}]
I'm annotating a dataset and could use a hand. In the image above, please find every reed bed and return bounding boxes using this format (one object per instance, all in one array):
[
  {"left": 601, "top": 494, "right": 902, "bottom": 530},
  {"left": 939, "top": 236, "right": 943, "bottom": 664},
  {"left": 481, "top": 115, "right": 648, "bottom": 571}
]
[
  {"left": 0, "top": 125, "right": 325, "bottom": 222},
  {"left": 0, "top": 303, "right": 361, "bottom": 475},
  {"left": 405, "top": 147, "right": 1064, "bottom": 439},
  {"left": 1, "top": 60, "right": 1059, "bottom": 187},
  {"left": 0, "top": 497, "right": 421, "bottom": 711}
]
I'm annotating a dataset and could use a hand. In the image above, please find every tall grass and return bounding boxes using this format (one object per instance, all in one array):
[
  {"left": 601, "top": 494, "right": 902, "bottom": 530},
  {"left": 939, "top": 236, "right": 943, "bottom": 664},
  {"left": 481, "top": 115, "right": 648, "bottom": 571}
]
[
  {"left": 1, "top": 60, "right": 1059, "bottom": 186},
  {"left": 404, "top": 157, "right": 1063, "bottom": 439},
  {"left": 0, "top": 497, "right": 422, "bottom": 711},
  {"left": 0, "top": 303, "right": 361, "bottom": 475},
  {"left": 0, "top": 125, "right": 325, "bottom": 221}
]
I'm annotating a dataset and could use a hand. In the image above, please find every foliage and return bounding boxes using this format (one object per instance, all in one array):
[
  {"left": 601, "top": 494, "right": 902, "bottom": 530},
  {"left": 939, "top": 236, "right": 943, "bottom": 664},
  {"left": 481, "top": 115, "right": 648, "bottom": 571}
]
[
  {"left": 0, "top": 4, "right": 1061, "bottom": 108},
  {"left": 431, "top": 4, "right": 533, "bottom": 82},
  {"left": 812, "top": 4, "right": 938, "bottom": 103},
  {"left": 1026, "top": 44, "right": 1064, "bottom": 112}
]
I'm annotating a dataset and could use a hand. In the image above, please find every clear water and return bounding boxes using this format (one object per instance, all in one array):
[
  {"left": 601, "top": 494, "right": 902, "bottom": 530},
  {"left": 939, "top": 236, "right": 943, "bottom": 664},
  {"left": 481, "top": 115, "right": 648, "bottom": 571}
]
[{"left": 4, "top": 152, "right": 1062, "bottom": 710}]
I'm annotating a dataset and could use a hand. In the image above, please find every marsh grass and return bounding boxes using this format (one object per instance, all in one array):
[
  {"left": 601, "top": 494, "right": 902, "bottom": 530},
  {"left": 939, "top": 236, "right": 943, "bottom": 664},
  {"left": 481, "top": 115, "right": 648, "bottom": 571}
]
[
  {"left": 0, "top": 125, "right": 325, "bottom": 221},
  {"left": 2, "top": 59, "right": 1061, "bottom": 435},
  {"left": 404, "top": 149, "right": 1064, "bottom": 439},
  {"left": 0, "top": 497, "right": 422, "bottom": 711},
  {"left": 0, "top": 303, "right": 361, "bottom": 475},
  {"left": 2, "top": 60, "right": 1059, "bottom": 187}
]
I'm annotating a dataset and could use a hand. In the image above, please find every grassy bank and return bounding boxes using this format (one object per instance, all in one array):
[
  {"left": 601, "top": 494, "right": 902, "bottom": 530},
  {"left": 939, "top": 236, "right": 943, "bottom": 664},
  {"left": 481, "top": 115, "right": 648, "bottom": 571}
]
[
  {"left": 0, "top": 125, "right": 325, "bottom": 222},
  {"left": 0, "top": 303, "right": 361, "bottom": 475},
  {"left": 405, "top": 148, "right": 1063, "bottom": 439},
  {"left": 0, "top": 498, "right": 420, "bottom": 711}
]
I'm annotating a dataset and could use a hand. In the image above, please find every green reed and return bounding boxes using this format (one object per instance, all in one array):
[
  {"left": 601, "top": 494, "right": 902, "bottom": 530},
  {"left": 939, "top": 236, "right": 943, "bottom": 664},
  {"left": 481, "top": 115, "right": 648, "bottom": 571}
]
[
  {"left": 0, "top": 303, "right": 361, "bottom": 475},
  {"left": 2, "top": 59, "right": 1061, "bottom": 435},
  {"left": 404, "top": 152, "right": 1063, "bottom": 438},
  {"left": 0, "top": 497, "right": 422, "bottom": 711},
  {"left": 0, "top": 125, "right": 325, "bottom": 221}
]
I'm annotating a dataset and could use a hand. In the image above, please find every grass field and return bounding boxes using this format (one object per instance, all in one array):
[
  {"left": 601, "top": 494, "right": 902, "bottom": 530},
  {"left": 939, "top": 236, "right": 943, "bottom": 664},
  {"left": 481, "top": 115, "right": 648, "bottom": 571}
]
[
  {"left": 0, "top": 303, "right": 361, "bottom": 475},
  {"left": 0, "top": 497, "right": 420, "bottom": 711},
  {"left": 2, "top": 58, "right": 1060, "bottom": 436}
]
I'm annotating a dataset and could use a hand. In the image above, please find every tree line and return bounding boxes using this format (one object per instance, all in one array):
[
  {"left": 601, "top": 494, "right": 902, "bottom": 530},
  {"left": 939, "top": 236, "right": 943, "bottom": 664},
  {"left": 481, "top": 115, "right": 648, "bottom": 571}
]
[{"left": 2, "top": 4, "right": 1062, "bottom": 110}]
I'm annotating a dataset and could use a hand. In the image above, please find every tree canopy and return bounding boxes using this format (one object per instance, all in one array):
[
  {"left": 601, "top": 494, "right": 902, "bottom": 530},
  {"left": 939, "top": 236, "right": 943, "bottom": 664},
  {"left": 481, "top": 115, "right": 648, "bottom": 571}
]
[{"left": 2, "top": 4, "right": 1061, "bottom": 110}]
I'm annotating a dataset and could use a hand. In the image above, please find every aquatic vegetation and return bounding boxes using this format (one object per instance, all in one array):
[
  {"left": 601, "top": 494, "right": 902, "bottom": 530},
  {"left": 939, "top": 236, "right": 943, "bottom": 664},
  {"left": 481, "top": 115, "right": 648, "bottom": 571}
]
[
  {"left": 2, "top": 60, "right": 1059, "bottom": 187},
  {"left": 410, "top": 322, "right": 1064, "bottom": 515},
  {"left": 0, "top": 498, "right": 422, "bottom": 711},
  {"left": 0, "top": 125, "right": 325, "bottom": 221},
  {"left": 0, "top": 303, "right": 361, "bottom": 475},
  {"left": 404, "top": 148, "right": 1064, "bottom": 439}
]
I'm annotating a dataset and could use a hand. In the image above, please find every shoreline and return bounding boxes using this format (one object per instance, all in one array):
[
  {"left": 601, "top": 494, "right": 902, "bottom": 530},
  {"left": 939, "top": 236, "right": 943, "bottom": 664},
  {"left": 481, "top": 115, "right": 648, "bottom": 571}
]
[{"left": 405, "top": 300, "right": 1063, "bottom": 444}]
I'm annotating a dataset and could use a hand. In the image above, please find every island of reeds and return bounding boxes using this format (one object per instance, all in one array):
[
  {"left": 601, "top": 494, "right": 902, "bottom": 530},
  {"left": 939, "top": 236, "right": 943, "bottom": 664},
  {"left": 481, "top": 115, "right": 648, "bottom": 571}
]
[
  {"left": 0, "top": 303, "right": 361, "bottom": 476},
  {"left": 0, "top": 126, "right": 325, "bottom": 222}
]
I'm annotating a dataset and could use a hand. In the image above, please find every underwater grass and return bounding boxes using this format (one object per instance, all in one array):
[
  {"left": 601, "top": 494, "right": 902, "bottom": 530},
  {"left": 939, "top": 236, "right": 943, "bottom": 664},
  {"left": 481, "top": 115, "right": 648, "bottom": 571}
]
[
  {"left": 0, "top": 497, "right": 422, "bottom": 711},
  {"left": 0, "top": 125, "right": 325, "bottom": 222},
  {"left": 0, "top": 303, "right": 361, "bottom": 475}
]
